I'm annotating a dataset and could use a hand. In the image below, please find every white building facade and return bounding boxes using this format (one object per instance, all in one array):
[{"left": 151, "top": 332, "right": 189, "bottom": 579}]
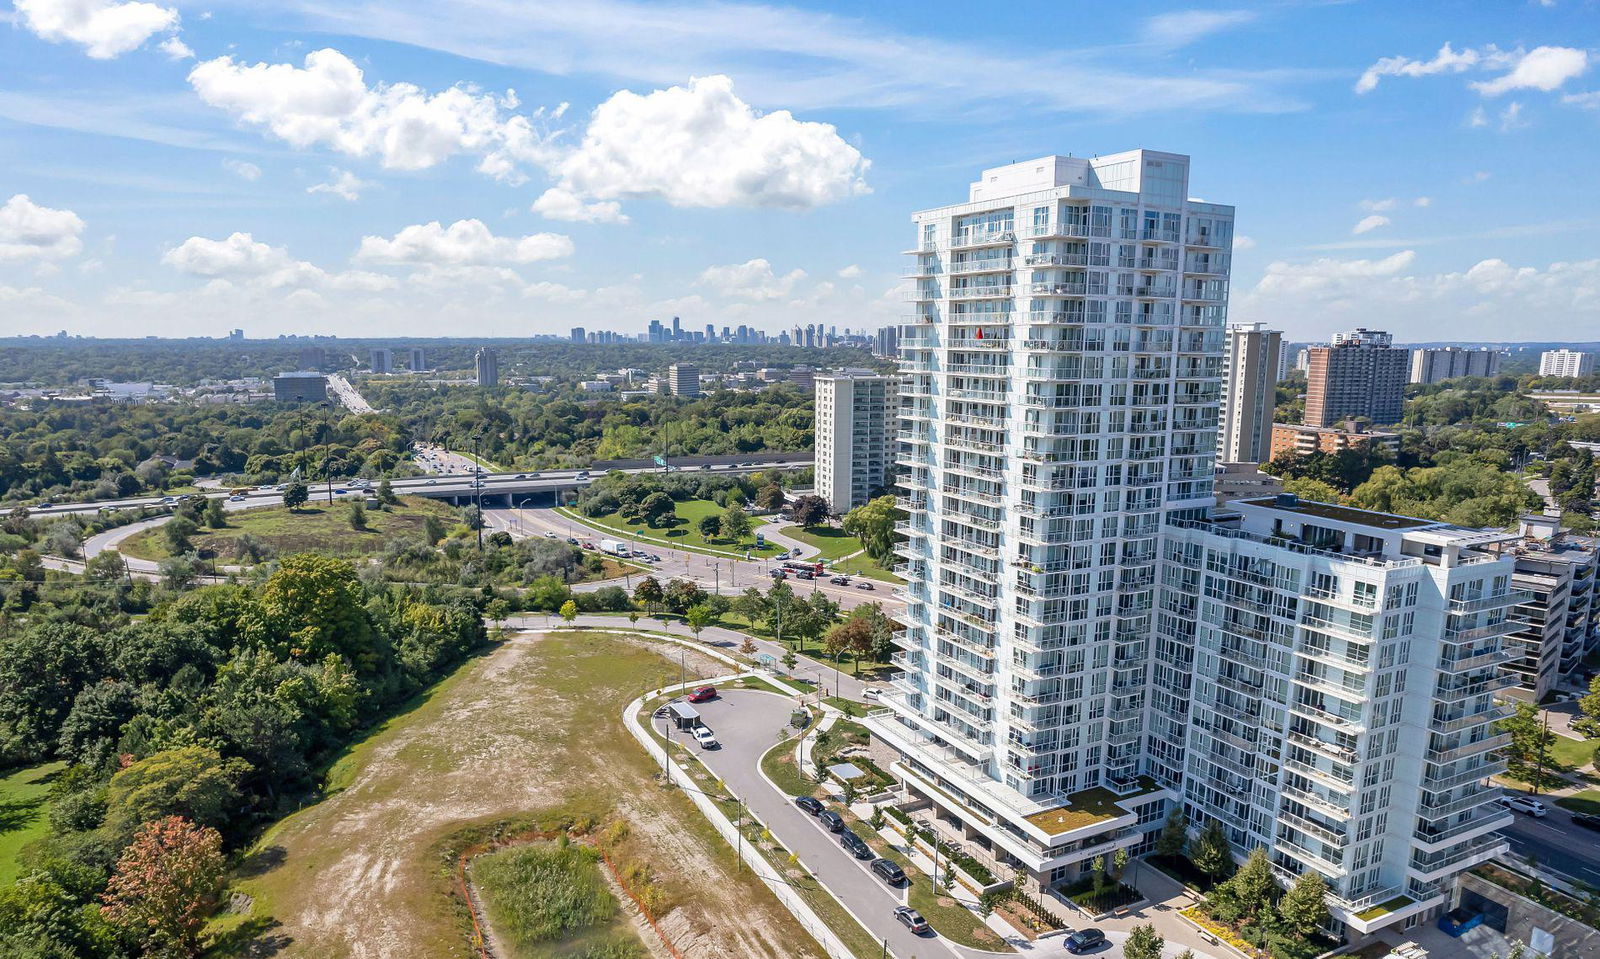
[
  {"left": 1220, "top": 323, "right": 1283, "bottom": 465},
  {"left": 868, "top": 151, "right": 1516, "bottom": 941},
  {"left": 1539, "top": 349, "right": 1596, "bottom": 378},
  {"left": 816, "top": 372, "right": 897, "bottom": 514}
]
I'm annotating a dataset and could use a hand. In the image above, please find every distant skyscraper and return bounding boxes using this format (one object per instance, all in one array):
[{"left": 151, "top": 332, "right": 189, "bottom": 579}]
[
  {"left": 1409, "top": 347, "right": 1499, "bottom": 384},
  {"left": 648, "top": 319, "right": 665, "bottom": 343},
  {"left": 668, "top": 363, "right": 700, "bottom": 396},
  {"left": 570, "top": 327, "right": 587, "bottom": 343},
  {"left": 408, "top": 347, "right": 426, "bottom": 372},
  {"left": 815, "top": 373, "right": 896, "bottom": 513},
  {"left": 1276, "top": 338, "right": 1292, "bottom": 382},
  {"left": 1219, "top": 323, "right": 1282, "bottom": 464},
  {"left": 1305, "top": 329, "right": 1407, "bottom": 427},
  {"left": 671, "top": 316, "right": 682, "bottom": 341},
  {"left": 475, "top": 348, "right": 499, "bottom": 387},
  {"left": 1540, "top": 349, "right": 1596, "bottom": 377},
  {"left": 370, "top": 348, "right": 393, "bottom": 374}
]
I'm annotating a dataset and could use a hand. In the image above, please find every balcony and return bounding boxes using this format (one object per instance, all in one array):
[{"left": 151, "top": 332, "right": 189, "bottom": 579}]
[
  {"left": 950, "top": 231, "right": 1016, "bottom": 249},
  {"left": 948, "top": 286, "right": 1015, "bottom": 300},
  {"left": 1449, "top": 590, "right": 1534, "bottom": 613},
  {"left": 949, "top": 259, "right": 1013, "bottom": 275},
  {"left": 1425, "top": 732, "right": 1509, "bottom": 764}
]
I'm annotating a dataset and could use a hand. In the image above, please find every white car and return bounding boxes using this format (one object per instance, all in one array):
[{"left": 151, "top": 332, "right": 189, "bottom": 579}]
[
  {"left": 862, "top": 687, "right": 883, "bottom": 702},
  {"left": 692, "top": 726, "right": 720, "bottom": 749},
  {"left": 1498, "top": 795, "right": 1548, "bottom": 817}
]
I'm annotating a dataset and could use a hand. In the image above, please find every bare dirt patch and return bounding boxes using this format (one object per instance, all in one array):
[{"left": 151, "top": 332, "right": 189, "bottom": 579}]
[{"left": 222, "top": 630, "right": 821, "bottom": 959}]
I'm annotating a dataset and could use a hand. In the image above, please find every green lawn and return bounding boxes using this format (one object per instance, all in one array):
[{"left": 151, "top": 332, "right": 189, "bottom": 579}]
[
  {"left": 1552, "top": 733, "right": 1598, "bottom": 771},
  {"left": 0, "top": 762, "right": 64, "bottom": 884},
  {"left": 119, "top": 496, "right": 462, "bottom": 562},
  {"left": 558, "top": 503, "right": 784, "bottom": 559},
  {"left": 1557, "top": 790, "right": 1600, "bottom": 815},
  {"left": 777, "top": 524, "right": 902, "bottom": 584}
]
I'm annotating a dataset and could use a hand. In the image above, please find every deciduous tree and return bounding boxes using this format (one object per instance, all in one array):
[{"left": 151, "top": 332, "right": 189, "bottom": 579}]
[
  {"left": 100, "top": 816, "right": 227, "bottom": 959},
  {"left": 1123, "top": 923, "right": 1164, "bottom": 959},
  {"left": 281, "top": 481, "right": 309, "bottom": 511},
  {"left": 789, "top": 494, "right": 830, "bottom": 529}
]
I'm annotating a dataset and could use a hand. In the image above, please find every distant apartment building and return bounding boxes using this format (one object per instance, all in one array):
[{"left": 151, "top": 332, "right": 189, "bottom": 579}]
[
  {"left": 297, "top": 346, "right": 324, "bottom": 370},
  {"left": 815, "top": 372, "right": 896, "bottom": 513},
  {"left": 475, "top": 348, "right": 499, "bottom": 387},
  {"left": 570, "top": 327, "right": 587, "bottom": 343},
  {"left": 273, "top": 371, "right": 328, "bottom": 403},
  {"left": 408, "top": 348, "right": 426, "bottom": 372},
  {"left": 1219, "top": 323, "right": 1283, "bottom": 464},
  {"left": 668, "top": 363, "right": 700, "bottom": 397},
  {"left": 370, "top": 348, "right": 393, "bottom": 374},
  {"left": 1305, "top": 330, "right": 1408, "bottom": 427},
  {"left": 1487, "top": 515, "right": 1600, "bottom": 701},
  {"left": 788, "top": 365, "right": 817, "bottom": 392},
  {"left": 1540, "top": 349, "right": 1597, "bottom": 378},
  {"left": 1277, "top": 339, "right": 1292, "bottom": 382},
  {"left": 1409, "top": 347, "right": 1499, "bottom": 384},
  {"left": 1213, "top": 461, "right": 1285, "bottom": 505},
  {"left": 1270, "top": 422, "right": 1401, "bottom": 461}
]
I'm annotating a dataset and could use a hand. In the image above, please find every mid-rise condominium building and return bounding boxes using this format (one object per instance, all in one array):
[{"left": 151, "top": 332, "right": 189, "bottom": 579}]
[
  {"left": 869, "top": 152, "right": 1510, "bottom": 943},
  {"left": 1305, "top": 330, "right": 1408, "bottom": 427},
  {"left": 1219, "top": 323, "right": 1283, "bottom": 464},
  {"left": 475, "top": 348, "right": 499, "bottom": 387},
  {"left": 816, "top": 372, "right": 896, "bottom": 514},
  {"left": 369, "top": 348, "right": 393, "bottom": 374},
  {"left": 1409, "top": 348, "right": 1499, "bottom": 384},
  {"left": 408, "top": 347, "right": 426, "bottom": 372},
  {"left": 668, "top": 363, "right": 700, "bottom": 396},
  {"left": 1540, "top": 349, "right": 1597, "bottom": 378},
  {"left": 1488, "top": 515, "right": 1599, "bottom": 700}
]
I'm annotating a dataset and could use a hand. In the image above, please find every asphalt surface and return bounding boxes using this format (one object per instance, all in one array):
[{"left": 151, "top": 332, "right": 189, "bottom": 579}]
[
  {"left": 1499, "top": 799, "right": 1600, "bottom": 885},
  {"left": 654, "top": 689, "right": 952, "bottom": 959}
]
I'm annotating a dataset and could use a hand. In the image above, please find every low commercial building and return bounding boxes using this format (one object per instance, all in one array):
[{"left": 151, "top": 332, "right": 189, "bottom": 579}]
[
  {"left": 1269, "top": 422, "right": 1401, "bottom": 460},
  {"left": 1487, "top": 515, "right": 1599, "bottom": 700},
  {"left": 1213, "top": 462, "right": 1285, "bottom": 505}
]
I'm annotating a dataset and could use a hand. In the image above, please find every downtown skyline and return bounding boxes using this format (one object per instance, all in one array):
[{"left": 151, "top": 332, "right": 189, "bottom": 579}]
[{"left": 2, "top": 0, "right": 1598, "bottom": 340}]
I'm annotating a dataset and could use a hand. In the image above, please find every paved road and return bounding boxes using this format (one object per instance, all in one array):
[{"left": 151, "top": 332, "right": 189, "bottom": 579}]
[
  {"left": 1499, "top": 799, "right": 1600, "bottom": 886},
  {"left": 325, "top": 373, "right": 374, "bottom": 414}
]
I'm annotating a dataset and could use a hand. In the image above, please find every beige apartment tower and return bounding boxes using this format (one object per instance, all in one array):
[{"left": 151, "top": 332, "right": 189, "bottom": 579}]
[
  {"left": 815, "top": 372, "right": 896, "bottom": 513},
  {"left": 1219, "top": 323, "right": 1282, "bottom": 464}
]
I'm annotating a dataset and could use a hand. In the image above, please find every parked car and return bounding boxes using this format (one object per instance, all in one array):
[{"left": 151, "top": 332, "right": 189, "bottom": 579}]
[
  {"left": 870, "top": 858, "right": 906, "bottom": 885},
  {"left": 839, "top": 831, "right": 872, "bottom": 860},
  {"left": 692, "top": 726, "right": 719, "bottom": 749},
  {"left": 794, "top": 796, "right": 824, "bottom": 816},
  {"left": 1572, "top": 813, "right": 1600, "bottom": 831},
  {"left": 893, "top": 907, "right": 929, "bottom": 934},
  {"left": 1498, "top": 796, "right": 1548, "bottom": 817},
  {"left": 856, "top": 582, "right": 876, "bottom": 590},
  {"left": 863, "top": 687, "right": 883, "bottom": 702},
  {"left": 1064, "top": 928, "right": 1105, "bottom": 954},
  {"left": 818, "top": 810, "right": 845, "bottom": 833},
  {"left": 687, "top": 686, "right": 717, "bottom": 704}
]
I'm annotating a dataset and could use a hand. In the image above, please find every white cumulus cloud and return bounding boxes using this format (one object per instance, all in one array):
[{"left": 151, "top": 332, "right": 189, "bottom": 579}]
[
  {"left": 530, "top": 187, "right": 629, "bottom": 224},
  {"left": 1471, "top": 46, "right": 1589, "bottom": 96},
  {"left": 307, "top": 168, "right": 372, "bottom": 202},
  {"left": 157, "top": 35, "right": 191, "bottom": 59},
  {"left": 0, "top": 194, "right": 86, "bottom": 261},
  {"left": 221, "top": 159, "right": 261, "bottom": 181},
  {"left": 355, "top": 219, "right": 573, "bottom": 266},
  {"left": 837, "top": 264, "right": 862, "bottom": 279},
  {"left": 187, "top": 48, "right": 559, "bottom": 180},
  {"left": 162, "top": 231, "right": 393, "bottom": 292},
  {"left": 549, "top": 75, "right": 869, "bottom": 211},
  {"left": 697, "top": 258, "right": 807, "bottom": 300},
  {"left": 1355, "top": 43, "right": 1495, "bottom": 94},
  {"left": 14, "top": 0, "right": 179, "bottom": 59},
  {"left": 1352, "top": 215, "right": 1390, "bottom": 235}
]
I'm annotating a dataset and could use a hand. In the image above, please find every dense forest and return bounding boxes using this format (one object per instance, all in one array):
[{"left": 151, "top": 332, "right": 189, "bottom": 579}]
[{"left": 0, "top": 555, "right": 488, "bottom": 957}]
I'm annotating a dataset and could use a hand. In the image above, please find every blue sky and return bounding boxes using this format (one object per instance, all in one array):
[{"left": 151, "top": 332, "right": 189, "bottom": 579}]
[{"left": 1, "top": 0, "right": 1596, "bottom": 342}]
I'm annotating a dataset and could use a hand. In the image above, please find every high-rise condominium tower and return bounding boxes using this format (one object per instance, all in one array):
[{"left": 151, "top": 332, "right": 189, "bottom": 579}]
[
  {"left": 1539, "top": 349, "right": 1596, "bottom": 378},
  {"left": 369, "top": 348, "right": 393, "bottom": 374},
  {"left": 475, "top": 348, "right": 499, "bottom": 387},
  {"left": 815, "top": 372, "right": 897, "bottom": 514},
  {"left": 1219, "top": 322, "right": 1283, "bottom": 464},
  {"left": 871, "top": 147, "right": 1230, "bottom": 881},
  {"left": 1409, "top": 347, "right": 1498, "bottom": 384},
  {"left": 1304, "top": 330, "right": 1407, "bottom": 427}
]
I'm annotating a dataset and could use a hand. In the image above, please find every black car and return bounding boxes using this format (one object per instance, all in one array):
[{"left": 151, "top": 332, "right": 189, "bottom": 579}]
[
  {"left": 1065, "top": 928, "right": 1105, "bottom": 954},
  {"left": 1574, "top": 813, "right": 1600, "bottom": 831},
  {"left": 839, "top": 831, "right": 873, "bottom": 860},
  {"left": 794, "top": 796, "right": 824, "bottom": 816},
  {"left": 870, "top": 858, "right": 906, "bottom": 885},
  {"left": 818, "top": 810, "right": 845, "bottom": 832}
]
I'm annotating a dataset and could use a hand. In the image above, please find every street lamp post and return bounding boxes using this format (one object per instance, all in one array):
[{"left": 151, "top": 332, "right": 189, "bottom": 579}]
[{"left": 514, "top": 496, "right": 537, "bottom": 536}]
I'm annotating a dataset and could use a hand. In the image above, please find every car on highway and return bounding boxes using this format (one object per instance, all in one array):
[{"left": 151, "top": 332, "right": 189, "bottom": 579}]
[
  {"left": 426, "top": 479, "right": 438, "bottom": 485},
  {"left": 228, "top": 495, "right": 245, "bottom": 502},
  {"left": 892, "top": 907, "right": 929, "bottom": 935},
  {"left": 1064, "top": 928, "right": 1105, "bottom": 953},
  {"left": 576, "top": 471, "right": 590, "bottom": 479},
  {"left": 566, "top": 537, "right": 580, "bottom": 545},
  {"left": 686, "top": 686, "right": 717, "bottom": 704},
  {"left": 794, "top": 796, "right": 824, "bottom": 816},
  {"left": 1499, "top": 796, "right": 1548, "bottom": 817},
  {"left": 692, "top": 726, "right": 719, "bottom": 749},
  {"left": 700, "top": 464, "right": 713, "bottom": 471},
  {"left": 870, "top": 858, "right": 906, "bottom": 885},
  {"left": 527, "top": 471, "right": 541, "bottom": 478},
  {"left": 334, "top": 488, "right": 348, "bottom": 495},
  {"left": 1572, "top": 813, "right": 1600, "bottom": 832},
  {"left": 770, "top": 569, "right": 787, "bottom": 580},
  {"left": 796, "top": 571, "right": 814, "bottom": 580},
  {"left": 515, "top": 473, "right": 526, "bottom": 479},
  {"left": 544, "top": 531, "right": 557, "bottom": 538},
  {"left": 830, "top": 575, "right": 850, "bottom": 585},
  {"left": 818, "top": 810, "right": 845, "bottom": 832}
]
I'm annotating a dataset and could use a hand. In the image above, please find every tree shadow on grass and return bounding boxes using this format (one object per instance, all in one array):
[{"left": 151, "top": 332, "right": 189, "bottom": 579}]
[
  {"left": 0, "top": 795, "right": 46, "bottom": 834},
  {"left": 207, "top": 914, "right": 293, "bottom": 958},
  {"left": 235, "top": 845, "right": 287, "bottom": 879}
]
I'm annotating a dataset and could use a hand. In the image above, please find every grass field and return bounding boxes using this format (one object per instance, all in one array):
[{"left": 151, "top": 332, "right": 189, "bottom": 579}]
[
  {"left": 1552, "top": 733, "right": 1598, "bottom": 771},
  {"left": 216, "top": 630, "right": 824, "bottom": 959},
  {"left": 0, "top": 762, "right": 64, "bottom": 885},
  {"left": 119, "top": 495, "right": 462, "bottom": 562},
  {"left": 471, "top": 842, "right": 644, "bottom": 958},
  {"left": 1557, "top": 790, "right": 1600, "bottom": 815},
  {"left": 558, "top": 502, "right": 785, "bottom": 559}
]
